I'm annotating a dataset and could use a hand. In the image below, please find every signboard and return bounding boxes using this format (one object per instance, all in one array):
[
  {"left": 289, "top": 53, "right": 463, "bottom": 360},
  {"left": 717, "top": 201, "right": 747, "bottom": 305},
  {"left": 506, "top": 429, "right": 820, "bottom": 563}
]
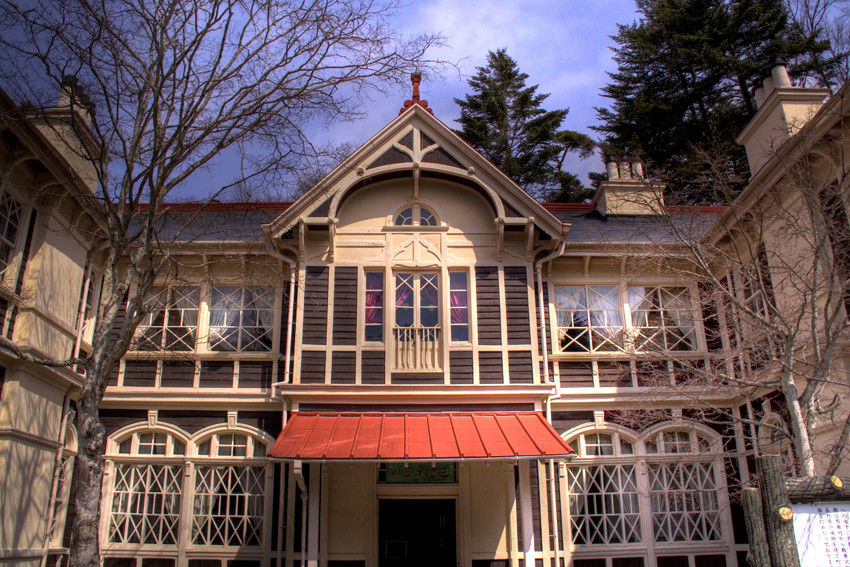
[
  {"left": 791, "top": 502, "right": 850, "bottom": 567},
  {"left": 385, "top": 463, "right": 456, "bottom": 484}
]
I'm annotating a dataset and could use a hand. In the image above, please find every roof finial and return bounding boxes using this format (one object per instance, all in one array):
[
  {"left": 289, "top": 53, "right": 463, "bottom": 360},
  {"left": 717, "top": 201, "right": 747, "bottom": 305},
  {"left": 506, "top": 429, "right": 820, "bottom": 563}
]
[{"left": 400, "top": 72, "right": 433, "bottom": 115}]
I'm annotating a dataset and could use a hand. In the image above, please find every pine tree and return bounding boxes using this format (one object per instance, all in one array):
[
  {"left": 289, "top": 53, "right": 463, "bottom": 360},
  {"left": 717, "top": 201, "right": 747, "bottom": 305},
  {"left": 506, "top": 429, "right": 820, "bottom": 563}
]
[
  {"left": 454, "top": 49, "right": 593, "bottom": 200},
  {"left": 595, "top": 0, "right": 833, "bottom": 204}
]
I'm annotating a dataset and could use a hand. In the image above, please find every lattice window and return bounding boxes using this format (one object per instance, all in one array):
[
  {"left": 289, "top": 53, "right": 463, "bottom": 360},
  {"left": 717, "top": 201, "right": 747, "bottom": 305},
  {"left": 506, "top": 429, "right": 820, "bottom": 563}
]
[
  {"left": 132, "top": 286, "right": 200, "bottom": 351},
  {"left": 566, "top": 429, "right": 641, "bottom": 546},
  {"left": 109, "top": 463, "right": 183, "bottom": 544},
  {"left": 209, "top": 286, "right": 274, "bottom": 352},
  {"left": 568, "top": 464, "right": 642, "bottom": 545},
  {"left": 648, "top": 461, "right": 721, "bottom": 542},
  {"left": 0, "top": 189, "right": 23, "bottom": 281},
  {"left": 196, "top": 433, "right": 265, "bottom": 458},
  {"left": 365, "top": 272, "right": 384, "bottom": 342},
  {"left": 556, "top": 286, "right": 624, "bottom": 353},
  {"left": 629, "top": 286, "right": 697, "bottom": 352},
  {"left": 192, "top": 465, "right": 265, "bottom": 546}
]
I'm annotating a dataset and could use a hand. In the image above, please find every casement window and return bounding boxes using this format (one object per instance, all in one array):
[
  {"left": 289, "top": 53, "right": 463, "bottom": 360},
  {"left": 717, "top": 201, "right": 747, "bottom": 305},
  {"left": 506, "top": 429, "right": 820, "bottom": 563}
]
[
  {"left": 364, "top": 272, "right": 384, "bottom": 342},
  {"left": 133, "top": 286, "right": 201, "bottom": 351},
  {"left": 208, "top": 286, "right": 274, "bottom": 352},
  {"left": 394, "top": 204, "right": 437, "bottom": 227},
  {"left": 565, "top": 424, "right": 729, "bottom": 559},
  {"left": 394, "top": 272, "right": 440, "bottom": 369},
  {"left": 449, "top": 271, "right": 469, "bottom": 342},
  {"left": 106, "top": 425, "right": 270, "bottom": 558},
  {"left": 555, "top": 286, "right": 624, "bottom": 353},
  {"left": 628, "top": 286, "right": 697, "bottom": 352},
  {"left": 0, "top": 189, "right": 24, "bottom": 282}
]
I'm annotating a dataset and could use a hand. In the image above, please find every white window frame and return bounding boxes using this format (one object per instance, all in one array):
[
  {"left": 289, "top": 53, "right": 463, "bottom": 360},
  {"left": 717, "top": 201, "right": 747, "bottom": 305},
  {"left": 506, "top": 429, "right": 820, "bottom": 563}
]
[
  {"left": 393, "top": 271, "right": 441, "bottom": 370},
  {"left": 562, "top": 422, "right": 734, "bottom": 564},
  {"left": 131, "top": 285, "right": 201, "bottom": 352},
  {"left": 102, "top": 422, "right": 273, "bottom": 561}
]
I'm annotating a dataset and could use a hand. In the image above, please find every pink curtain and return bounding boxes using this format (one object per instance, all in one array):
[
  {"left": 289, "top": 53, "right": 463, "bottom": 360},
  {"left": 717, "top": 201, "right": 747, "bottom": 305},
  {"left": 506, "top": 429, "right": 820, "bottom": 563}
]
[
  {"left": 365, "top": 290, "right": 382, "bottom": 324},
  {"left": 450, "top": 290, "right": 467, "bottom": 325}
]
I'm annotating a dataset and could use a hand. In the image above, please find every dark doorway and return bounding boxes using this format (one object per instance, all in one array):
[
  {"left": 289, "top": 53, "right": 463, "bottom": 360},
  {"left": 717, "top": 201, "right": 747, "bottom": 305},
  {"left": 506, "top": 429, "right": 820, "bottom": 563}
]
[{"left": 378, "top": 499, "right": 456, "bottom": 567}]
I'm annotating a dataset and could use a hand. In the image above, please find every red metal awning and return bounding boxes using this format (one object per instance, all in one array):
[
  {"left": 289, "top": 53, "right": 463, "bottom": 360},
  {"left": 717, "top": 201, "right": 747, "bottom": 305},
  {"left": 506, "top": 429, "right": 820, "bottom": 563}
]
[{"left": 268, "top": 412, "right": 574, "bottom": 461}]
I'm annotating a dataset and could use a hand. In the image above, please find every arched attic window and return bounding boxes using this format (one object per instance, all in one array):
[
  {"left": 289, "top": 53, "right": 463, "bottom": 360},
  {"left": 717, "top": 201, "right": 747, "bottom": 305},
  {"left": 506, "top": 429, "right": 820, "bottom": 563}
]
[{"left": 394, "top": 204, "right": 438, "bottom": 227}]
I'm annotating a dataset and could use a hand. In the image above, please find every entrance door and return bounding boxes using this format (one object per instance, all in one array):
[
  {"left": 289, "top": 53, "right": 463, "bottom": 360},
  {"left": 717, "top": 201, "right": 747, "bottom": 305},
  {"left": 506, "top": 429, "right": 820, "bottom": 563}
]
[{"left": 378, "top": 499, "right": 456, "bottom": 567}]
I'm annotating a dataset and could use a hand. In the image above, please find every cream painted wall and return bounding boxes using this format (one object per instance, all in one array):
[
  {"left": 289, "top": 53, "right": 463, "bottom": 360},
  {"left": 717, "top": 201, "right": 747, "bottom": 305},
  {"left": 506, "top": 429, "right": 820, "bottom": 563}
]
[
  {"left": 326, "top": 463, "right": 371, "bottom": 556},
  {"left": 467, "top": 461, "right": 510, "bottom": 557}
]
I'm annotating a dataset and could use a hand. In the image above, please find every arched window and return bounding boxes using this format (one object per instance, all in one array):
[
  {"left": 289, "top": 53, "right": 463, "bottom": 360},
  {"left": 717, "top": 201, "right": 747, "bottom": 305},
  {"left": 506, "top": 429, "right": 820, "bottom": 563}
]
[
  {"left": 565, "top": 427, "right": 641, "bottom": 545},
  {"left": 107, "top": 427, "right": 188, "bottom": 545},
  {"left": 104, "top": 422, "right": 271, "bottom": 562},
  {"left": 642, "top": 427, "right": 723, "bottom": 543},
  {"left": 191, "top": 429, "right": 269, "bottom": 547},
  {"left": 393, "top": 204, "right": 438, "bottom": 227}
]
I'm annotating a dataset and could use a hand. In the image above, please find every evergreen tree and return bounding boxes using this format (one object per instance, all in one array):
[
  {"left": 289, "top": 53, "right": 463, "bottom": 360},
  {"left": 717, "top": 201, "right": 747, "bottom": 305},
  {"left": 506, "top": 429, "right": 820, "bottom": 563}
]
[
  {"left": 454, "top": 49, "right": 593, "bottom": 200},
  {"left": 595, "top": 0, "right": 833, "bottom": 204}
]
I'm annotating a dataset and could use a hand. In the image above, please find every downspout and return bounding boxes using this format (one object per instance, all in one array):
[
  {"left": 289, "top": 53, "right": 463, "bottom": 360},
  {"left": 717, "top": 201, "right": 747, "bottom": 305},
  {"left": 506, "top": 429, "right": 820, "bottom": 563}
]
[
  {"left": 536, "top": 235, "right": 565, "bottom": 567},
  {"left": 269, "top": 250, "right": 297, "bottom": 387},
  {"left": 40, "top": 391, "right": 72, "bottom": 567},
  {"left": 535, "top": 237, "right": 566, "bottom": 392},
  {"left": 276, "top": 399, "right": 291, "bottom": 567},
  {"left": 293, "top": 460, "right": 309, "bottom": 567}
]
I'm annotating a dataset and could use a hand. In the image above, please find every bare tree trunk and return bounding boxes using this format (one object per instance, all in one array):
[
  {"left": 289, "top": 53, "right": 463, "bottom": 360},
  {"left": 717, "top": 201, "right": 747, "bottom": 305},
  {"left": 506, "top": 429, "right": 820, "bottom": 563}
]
[
  {"left": 70, "top": 389, "right": 107, "bottom": 566},
  {"left": 758, "top": 455, "right": 801, "bottom": 567},
  {"left": 743, "top": 487, "right": 770, "bottom": 567},
  {"left": 780, "top": 368, "right": 816, "bottom": 477}
]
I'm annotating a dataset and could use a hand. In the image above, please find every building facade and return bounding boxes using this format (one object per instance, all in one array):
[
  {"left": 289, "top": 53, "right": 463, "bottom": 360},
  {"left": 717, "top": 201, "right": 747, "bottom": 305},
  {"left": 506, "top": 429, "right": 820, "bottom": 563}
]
[{"left": 1, "top": 71, "right": 848, "bottom": 567}]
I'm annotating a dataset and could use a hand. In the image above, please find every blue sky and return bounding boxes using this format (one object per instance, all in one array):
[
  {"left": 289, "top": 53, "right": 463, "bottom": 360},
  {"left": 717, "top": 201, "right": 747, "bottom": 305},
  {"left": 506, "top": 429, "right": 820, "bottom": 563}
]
[{"left": 312, "top": 0, "right": 640, "bottom": 190}]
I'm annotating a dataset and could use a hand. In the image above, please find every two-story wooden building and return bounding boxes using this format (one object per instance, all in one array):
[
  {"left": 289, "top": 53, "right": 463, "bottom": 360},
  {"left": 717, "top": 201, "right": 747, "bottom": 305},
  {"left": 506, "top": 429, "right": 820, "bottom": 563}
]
[{"left": 2, "top": 70, "right": 849, "bottom": 567}]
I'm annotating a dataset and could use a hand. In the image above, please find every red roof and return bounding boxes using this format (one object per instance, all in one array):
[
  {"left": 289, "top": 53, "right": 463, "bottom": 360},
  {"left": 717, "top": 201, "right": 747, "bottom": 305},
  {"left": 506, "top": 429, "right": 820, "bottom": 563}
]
[{"left": 268, "top": 412, "right": 574, "bottom": 461}]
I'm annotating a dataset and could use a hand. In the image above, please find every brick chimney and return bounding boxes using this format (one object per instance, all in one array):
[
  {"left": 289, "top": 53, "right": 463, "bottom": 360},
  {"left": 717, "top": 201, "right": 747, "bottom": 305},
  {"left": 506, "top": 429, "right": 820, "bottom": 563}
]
[
  {"left": 736, "top": 60, "right": 830, "bottom": 177},
  {"left": 593, "top": 159, "right": 665, "bottom": 216}
]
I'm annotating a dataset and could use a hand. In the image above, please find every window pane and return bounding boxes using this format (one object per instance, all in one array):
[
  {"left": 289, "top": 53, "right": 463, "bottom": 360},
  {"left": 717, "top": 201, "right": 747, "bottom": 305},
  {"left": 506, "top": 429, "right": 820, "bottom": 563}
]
[
  {"left": 419, "top": 208, "right": 436, "bottom": 226},
  {"left": 568, "top": 463, "right": 642, "bottom": 545},
  {"left": 395, "top": 207, "right": 413, "bottom": 226},
  {"left": 450, "top": 272, "right": 469, "bottom": 342},
  {"left": 210, "top": 286, "right": 274, "bottom": 352},
  {"left": 193, "top": 466, "right": 265, "bottom": 546},
  {"left": 365, "top": 272, "right": 384, "bottom": 342},
  {"left": 109, "top": 463, "right": 182, "bottom": 544}
]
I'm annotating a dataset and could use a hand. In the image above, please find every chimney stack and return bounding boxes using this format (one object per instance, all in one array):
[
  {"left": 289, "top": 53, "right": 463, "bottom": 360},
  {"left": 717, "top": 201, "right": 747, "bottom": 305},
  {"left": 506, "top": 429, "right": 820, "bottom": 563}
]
[{"left": 593, "top": 159, "right": 663, "bottom": 216}]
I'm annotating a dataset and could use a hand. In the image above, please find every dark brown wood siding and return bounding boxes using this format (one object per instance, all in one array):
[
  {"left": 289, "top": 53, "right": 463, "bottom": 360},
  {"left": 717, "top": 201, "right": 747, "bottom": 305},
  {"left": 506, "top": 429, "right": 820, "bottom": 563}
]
[
  {"left": 331, "top": 351, "right": 356, "bottom": 384},
  {"left": 300, "top": 351, "right": 326, "bottom": 384},
  {"left": 507, "top": 351, "right": 533, "bottom": 384},
  {"left": 504, "top": 267, "right": 531, "bottom": 345},
  {"left": 478, "top": 351, "right": 503, "bottom": 384},
  {"left": 391, "top": 372, "right": 443, "bottom": 384},
  {"left": 199, "top": 361, "right": 234, "bottom": 388},
  {"left": 559, "top": 361, "right": 593, "bottom": 387},
  {"left": 475, "top": 267, "right": 502, "bottom": 346},
  {"left": 361, "top": 350, "right": 385, "bottom": 384},
  {"left": 302, "top": 266, "right": 328, "bottom": 345},
  {"left": 449, "top": 351, "right": 473, "bottom": 384},
  {"left": 597, "top": 361, "right": 632, "bottom": 387},
  {"left": 159, "top": 361, "right": 195, "bottom": 388},
  {"left": 122, "top": 361, "right": 157, "bottom": 387},
  {"left": 332, "top": 267, "right": 357, "bottom": 345},
  {"left": 238, "top": 361, "right": 273, "bottom": 389}
]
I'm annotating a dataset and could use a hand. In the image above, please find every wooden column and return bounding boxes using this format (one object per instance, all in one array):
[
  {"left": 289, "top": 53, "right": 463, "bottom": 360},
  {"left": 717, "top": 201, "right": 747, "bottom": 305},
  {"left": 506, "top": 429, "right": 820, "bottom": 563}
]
[{"left": 757, "top": 455, "right": 800, "bottom": 567}]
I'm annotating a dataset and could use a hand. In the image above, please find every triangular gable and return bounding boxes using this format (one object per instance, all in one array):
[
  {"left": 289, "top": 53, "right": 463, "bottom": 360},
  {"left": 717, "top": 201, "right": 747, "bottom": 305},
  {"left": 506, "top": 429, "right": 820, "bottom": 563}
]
[{"left": 263, "top": 104, "right": 567, "bottom": 242}]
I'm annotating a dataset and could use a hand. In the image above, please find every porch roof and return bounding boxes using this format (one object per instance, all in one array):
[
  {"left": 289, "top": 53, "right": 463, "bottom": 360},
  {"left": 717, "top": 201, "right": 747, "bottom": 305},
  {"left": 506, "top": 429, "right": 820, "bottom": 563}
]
[{"left": 268, "top": 411, "right": 574, "bottom": 461}]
